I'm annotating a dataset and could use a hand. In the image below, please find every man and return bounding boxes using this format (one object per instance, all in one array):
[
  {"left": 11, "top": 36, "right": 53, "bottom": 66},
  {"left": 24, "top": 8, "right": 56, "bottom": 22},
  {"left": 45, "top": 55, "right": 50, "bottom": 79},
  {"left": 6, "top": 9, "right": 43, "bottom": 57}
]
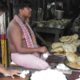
[
  {"left": 0, "top": 1, "right": 20, "bottom": 78},
  {"left": 7, "top": 0, "right": 50, "bottom": 70}
]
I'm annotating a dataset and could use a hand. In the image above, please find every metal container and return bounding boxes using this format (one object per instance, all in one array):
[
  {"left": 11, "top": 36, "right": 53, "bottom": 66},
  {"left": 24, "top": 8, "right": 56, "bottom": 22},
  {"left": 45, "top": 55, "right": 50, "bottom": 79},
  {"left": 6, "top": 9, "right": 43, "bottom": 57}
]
[{"left": 55, "top": 10, "right": 64, "bottom": 19}]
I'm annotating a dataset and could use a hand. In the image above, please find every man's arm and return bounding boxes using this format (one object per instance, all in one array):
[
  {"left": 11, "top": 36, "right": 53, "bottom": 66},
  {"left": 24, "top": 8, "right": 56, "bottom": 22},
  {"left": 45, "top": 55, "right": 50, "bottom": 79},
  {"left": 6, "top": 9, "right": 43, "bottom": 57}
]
[
  {"left": 8, "top": 24, "right": 47, "bottom": 54},
  {"left": 0, "top": 64, "right": 20, "bottom": 78},
  {"left": 0, "top": 64, "right": 8, "bottom": 74}
]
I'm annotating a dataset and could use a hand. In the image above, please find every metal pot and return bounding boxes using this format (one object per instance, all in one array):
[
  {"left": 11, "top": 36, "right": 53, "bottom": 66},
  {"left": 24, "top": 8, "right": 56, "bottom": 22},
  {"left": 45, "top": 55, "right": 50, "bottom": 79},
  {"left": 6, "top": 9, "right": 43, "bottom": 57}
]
[{"left": 55, "top": 10, "right": 64, "bottom": 19}]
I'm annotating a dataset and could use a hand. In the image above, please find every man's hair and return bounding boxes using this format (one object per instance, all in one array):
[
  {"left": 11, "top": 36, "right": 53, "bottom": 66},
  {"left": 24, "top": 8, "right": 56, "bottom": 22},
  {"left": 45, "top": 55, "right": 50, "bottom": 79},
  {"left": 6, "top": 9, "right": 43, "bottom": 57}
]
[
  {"left": 14, "top": 0, "right": 32, "bottom": 9},
  {"left": 0, "top": 1, "right": 7, "bottom": 12},
  {"left": 14, "top": 0, "right": 32, "bottom": 14}
]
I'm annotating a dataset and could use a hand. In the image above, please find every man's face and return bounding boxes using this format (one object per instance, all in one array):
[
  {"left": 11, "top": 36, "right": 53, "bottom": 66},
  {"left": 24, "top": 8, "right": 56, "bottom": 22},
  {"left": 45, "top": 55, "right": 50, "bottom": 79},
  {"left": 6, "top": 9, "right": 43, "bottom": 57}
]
[{"left": 22, "top": 7, "right": 32, "bottom": 18}]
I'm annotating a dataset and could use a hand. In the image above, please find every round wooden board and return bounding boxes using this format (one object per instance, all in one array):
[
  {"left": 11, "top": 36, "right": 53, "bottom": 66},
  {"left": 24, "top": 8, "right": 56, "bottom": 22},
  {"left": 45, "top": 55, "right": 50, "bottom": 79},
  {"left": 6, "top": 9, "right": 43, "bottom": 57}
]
[{"left": 65, "top": 62, "right": 80, "bottom": 70}]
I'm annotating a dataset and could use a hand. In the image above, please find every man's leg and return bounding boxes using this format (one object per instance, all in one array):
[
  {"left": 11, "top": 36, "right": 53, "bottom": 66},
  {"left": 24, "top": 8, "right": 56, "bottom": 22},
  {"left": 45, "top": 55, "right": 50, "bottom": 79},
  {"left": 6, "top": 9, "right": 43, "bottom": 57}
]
[{"left": 11, "top": 53, "right": 50, "bottom": 70}]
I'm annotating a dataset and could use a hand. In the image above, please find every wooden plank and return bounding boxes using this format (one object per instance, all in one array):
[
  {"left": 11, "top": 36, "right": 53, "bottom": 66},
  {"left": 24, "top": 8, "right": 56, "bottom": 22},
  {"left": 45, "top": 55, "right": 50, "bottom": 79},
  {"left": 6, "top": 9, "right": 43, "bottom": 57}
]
[{"left": 0, "top": 77, "right": 29, "bottom": 80}]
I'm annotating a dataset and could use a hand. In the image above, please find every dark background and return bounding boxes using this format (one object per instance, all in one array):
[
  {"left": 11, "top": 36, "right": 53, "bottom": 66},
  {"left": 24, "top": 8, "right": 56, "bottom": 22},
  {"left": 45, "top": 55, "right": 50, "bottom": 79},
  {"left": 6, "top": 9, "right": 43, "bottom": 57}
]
[{"left": 3, "top": 0, "right": 80, "bottom": 21}]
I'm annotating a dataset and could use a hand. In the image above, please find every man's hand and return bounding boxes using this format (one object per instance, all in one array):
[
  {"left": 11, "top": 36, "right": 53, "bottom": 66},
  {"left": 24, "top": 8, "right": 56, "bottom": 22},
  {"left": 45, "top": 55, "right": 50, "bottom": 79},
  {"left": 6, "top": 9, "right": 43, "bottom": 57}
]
[
  {"left": 9, "top": 70, "right": 20, "bottom": 78},
  {"left": 3, "top": 70, "right": 20, "bottom": 78},
  {"left": 38, "top": 46, "right": 48, "bottom": 53}
]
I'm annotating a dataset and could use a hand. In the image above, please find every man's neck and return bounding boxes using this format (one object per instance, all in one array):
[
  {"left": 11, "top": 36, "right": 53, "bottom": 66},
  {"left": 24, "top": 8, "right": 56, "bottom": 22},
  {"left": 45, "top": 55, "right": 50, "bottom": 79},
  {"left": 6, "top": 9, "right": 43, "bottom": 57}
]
[{"left": 18, "top": 14, "right": 27, "bottom": 24}]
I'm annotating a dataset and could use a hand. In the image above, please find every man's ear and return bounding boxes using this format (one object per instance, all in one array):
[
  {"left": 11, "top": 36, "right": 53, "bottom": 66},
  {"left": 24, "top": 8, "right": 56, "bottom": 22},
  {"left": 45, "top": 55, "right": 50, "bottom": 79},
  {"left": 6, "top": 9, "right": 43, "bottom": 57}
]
[{"left": 19, "top": 9, "right": 23, "bottom": 13}]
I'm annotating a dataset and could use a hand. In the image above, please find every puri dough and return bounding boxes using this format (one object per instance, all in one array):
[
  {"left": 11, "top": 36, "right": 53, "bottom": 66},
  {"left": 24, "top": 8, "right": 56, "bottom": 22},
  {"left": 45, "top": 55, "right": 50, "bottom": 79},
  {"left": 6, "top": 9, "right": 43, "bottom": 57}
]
[
  {"left": 51, "top": 47, "right": 64, "bottom": 53},
  {"left": 66, "top": 52, "right": 78, "bottom": 63},
  {"left": 62, "top": 44, "right": 77, "bottom": 53},
  {"left": 72, "top": 34, "right": 79, "bottom": 40},
  {"left": 52, "top": 42, "right": 63, "bottom": 49}
]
